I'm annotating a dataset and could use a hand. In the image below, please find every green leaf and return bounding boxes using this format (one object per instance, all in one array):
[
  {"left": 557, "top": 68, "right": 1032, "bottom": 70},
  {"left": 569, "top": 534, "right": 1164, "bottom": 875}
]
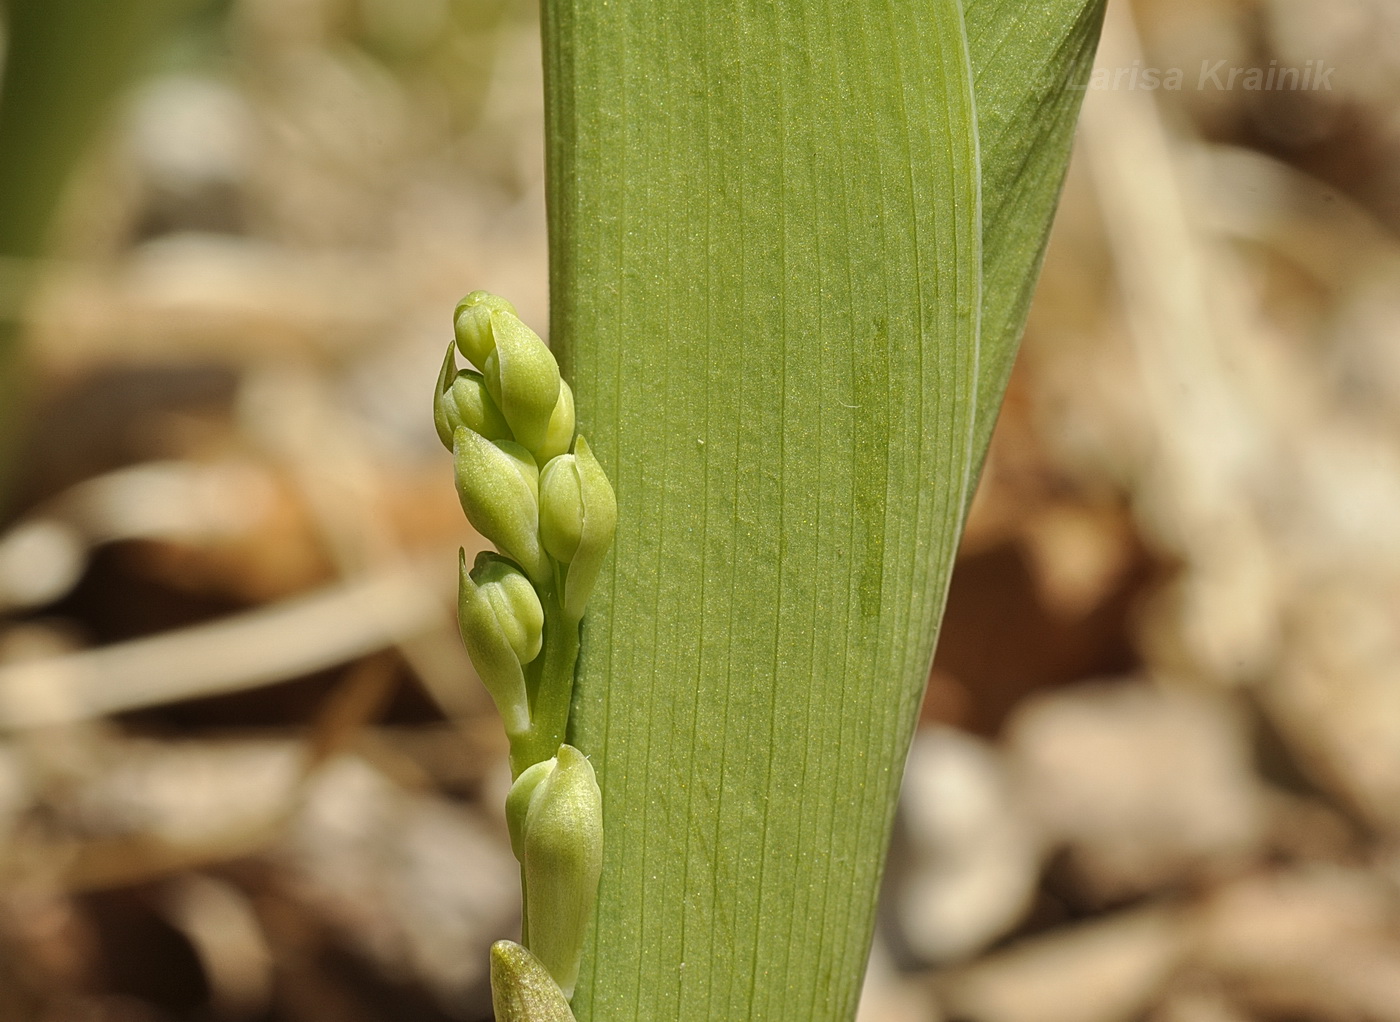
[
  {"left": 0, "top": 0, "right": 195, "bottom": 259},
  {"left": 539, "top": 2, "right": 1103, "bottom": 1020},
  {"left": 963, "top": 0, "right": 1108, "bottom": 468},
  {"left": 0, "top": 0, "right": 198, "bottom": 502}
]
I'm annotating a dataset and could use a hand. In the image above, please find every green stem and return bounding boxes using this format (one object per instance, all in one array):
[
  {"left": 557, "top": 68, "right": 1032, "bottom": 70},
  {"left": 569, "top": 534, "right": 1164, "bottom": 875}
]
[
  {"left": 511, "top": 586, "right": 580, "bottom": 947},
  {"left": 509, "top": 582, "right": 582, "bottom": 777}
]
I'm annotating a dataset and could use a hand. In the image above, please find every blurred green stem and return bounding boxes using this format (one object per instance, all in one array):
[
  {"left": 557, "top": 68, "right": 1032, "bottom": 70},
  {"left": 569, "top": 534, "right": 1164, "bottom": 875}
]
[{"left": 0, "top": 0, "right": 194, "bottom": 503}]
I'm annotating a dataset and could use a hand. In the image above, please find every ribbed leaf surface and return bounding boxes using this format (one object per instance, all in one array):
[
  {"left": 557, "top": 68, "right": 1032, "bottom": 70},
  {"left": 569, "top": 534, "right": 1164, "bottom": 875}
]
[{"left": 541, "top": 2, "right": 1102, "bottom": 1019}]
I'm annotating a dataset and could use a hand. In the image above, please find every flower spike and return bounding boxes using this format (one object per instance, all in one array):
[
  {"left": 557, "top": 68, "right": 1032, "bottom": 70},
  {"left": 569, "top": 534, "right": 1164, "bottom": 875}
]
[{"left": 436, "top": 291, "right": 614, "bottom": 1010}]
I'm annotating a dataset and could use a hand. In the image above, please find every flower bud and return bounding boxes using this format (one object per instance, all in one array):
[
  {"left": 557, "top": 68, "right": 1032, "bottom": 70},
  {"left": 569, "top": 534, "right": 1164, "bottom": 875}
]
[
  {"left": 482, "top": 312, "right": 562, "bottom": 456},
  {"left": 434, "top": 343, "right": 511, "bottom": 451},
  {"left": 473, "top": 553, "right": 544, "bottom": 665},
  {"left": 515, "top": 744, "right": 603, "bottom": 1000},
  {"left": 454, "top": 290, "right": 517, "bottom": 369},
  {"left": 505, "top": 757, "right": 555, "bottom": 861},
  {"left": 539, "top": 436, "right": 617, "bottom": 621},
  {"left": 453, "top": 427, "right": 548, "bottom": 583},
  {"left": 494, "top": 439, "right": 541, "bottom": 506},
  {"left": 490, "top": 941, "right": 577, "bottom": 1022},
  {"left": 458, "top": 550, "right": 534, "bottom": 735},
  {"left": 538, "top": 455, "right": 583, "bottom": 565},
  {"left": 535, "top": 380, "right": 576, "bottom": 463}
]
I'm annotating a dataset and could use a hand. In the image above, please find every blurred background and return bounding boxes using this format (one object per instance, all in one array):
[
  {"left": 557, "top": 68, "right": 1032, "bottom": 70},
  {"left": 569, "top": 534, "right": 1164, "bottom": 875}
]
[{"left": 0, "top": 0, "right": 1397, "bottom": 1019}]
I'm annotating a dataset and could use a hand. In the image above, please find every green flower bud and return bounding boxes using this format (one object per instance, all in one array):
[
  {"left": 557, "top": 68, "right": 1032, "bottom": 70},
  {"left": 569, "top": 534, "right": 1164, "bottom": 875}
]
[
  {"left": 453, "top": 427, "right": 548, "bottom": 582},
  {"left": 473, "top": 553, "right": 544, "bottom": 665},
  {"left": 490, "top": 941, "right": 577, "bottom": 1022},
  {"left": 539, "top": 436, "right": 617, "bottom": 621},
  {"left": 494, "top": 439, "right": 541, "bottom": 506},
  {"left": 454, "top": 290, "right": 517, "bottom": 369},
  {"left": 535, "top": 380, "right": 576, "bottom": 463},
  {"left": 505, "top": 757, "right": 555, "bottom": 861},
  {"left": 517, "top": 744, "right": 603, "bottom": 1000},
  {"left": 458, "top": 550, "right": 533, "bottom": 736},
  {"left": 538, "top": 456, "right": 583, "bottom": 565},
  {"left": 434, "top": 342, "right": 511, "bottom": 451},
  {"left": 481, "top": 311, "right": 562, "bottom": 456}
]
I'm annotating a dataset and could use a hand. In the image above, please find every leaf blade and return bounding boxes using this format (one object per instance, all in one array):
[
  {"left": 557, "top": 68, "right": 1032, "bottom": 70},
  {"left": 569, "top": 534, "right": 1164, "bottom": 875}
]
[
  {"left": 543, "top": 2, "right": 982, "bottom": 1020},
  {"left": 963, "top": 0, "right": 1108, "bottom": 464}
]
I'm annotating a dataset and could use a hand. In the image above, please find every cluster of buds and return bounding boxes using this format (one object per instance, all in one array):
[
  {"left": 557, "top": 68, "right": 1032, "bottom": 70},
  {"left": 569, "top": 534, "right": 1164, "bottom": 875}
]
[{"left": 435, "top": 292, "right": 613, "bottom": 1012}]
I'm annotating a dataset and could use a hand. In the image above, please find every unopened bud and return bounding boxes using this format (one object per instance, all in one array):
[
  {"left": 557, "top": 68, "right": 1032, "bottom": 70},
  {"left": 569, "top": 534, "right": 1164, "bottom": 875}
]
[
  {"left": 472, "top": 553, "right": 544, "bottom": 665},
  {"left": 535, "top": 380, "right": 576, "bottom": 463},
  {"left": 494, "top": 439, "right": 541, "bottom": 506},
  {"left": 458, "top": 551, "right": 535, "bottom": 735},
  {"left": 513, "top": 744, "right": 603, "bottom": 999},
  {"left": 481, "top": 312, "right": 562, "bottom": 456},
  {"left": 434, "top": 343, "right": 511, "bottom": 450},
  {"left": 505, "top": 757, "right": 554, "bottom": 861},
  {"left": 539, "top": 436, "right": 617, "bottom": 621},
  {"left": 489, "top": 941, "right": 577, "bottom": 1022},
  {"left": 453, "top": 427, "right": 547, "bottom": 583},
  {"left": 538, "top": 455, "right": 583, "bottom": 565},
  {"left": 454, "top": 290, "right": 517, "bottom": 369}
]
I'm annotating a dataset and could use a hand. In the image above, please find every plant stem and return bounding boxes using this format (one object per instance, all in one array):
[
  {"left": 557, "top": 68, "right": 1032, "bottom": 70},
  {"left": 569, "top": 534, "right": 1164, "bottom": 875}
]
[
  {"left": 511, "top": 586, "right": 583, "bottom": 950},
  {"left": 509, "top": 583, "right": 581, "bottom": 777}
]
